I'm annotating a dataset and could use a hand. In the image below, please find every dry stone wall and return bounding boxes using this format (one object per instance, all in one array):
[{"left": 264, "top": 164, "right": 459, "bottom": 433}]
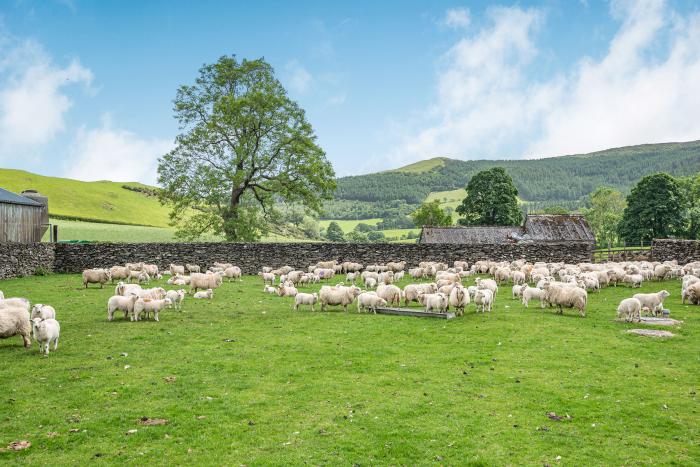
[
  {"left": 652, "top": 239, "right": 700, "bottom": 262},
  {"left": 0, "top": 242, "right": 55, "bottom": 280}
]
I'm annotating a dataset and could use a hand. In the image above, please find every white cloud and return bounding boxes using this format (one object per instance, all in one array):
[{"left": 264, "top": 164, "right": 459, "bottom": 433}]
[
  {"left": 67, "top": 116, "right": 172, "bottom": 185},
  {"left": 325, "top": 93, "right": 346, "bottom": 106},
  {"left": 285, "top": 60, "right": 313, "bottom": 94},
  {"left": 392, "top": 1, "right": 700, "bottom": 167},
  {"left": 443, "top": 7, "right": 470, "bottom": 29},
  {"left": 0, "top": 37, "right": 92, "bottom": 155}
]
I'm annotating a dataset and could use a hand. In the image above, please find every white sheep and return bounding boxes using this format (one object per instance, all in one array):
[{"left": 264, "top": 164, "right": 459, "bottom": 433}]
[
  {"left": 319, "top": 285, "right": 361, "bottom": 312},
  {"left": 82, "top": 269, "right": 111, "bottom": 288},
  {"left": 364, "top": 277, "right": 378, "bottom": 289},
  {"left": 617, "top": 298, "right": 642, "bottom": 323},
  {"left": 115, "top": 282, "right": 142, "bottom": 297},
  {"left": 263, "top": 285, "right": 277, "bottom": 294},
  {"left": 109, "top": 266, "right": 130, "bottom": 282},
  {"left": 542, "top": 282, "right": 587, "bottom": 317},
  {"left": 107, "top": 295, "right": 139, "bottom": 321},
  {"left": 357, "top": 292, "right": 387, "bottom": 313},
  {"left": 260, "top": 272, "right": 275, "bottom": 285},
  {"left": 189, "top": 273, "right": 222, "bottom": 294},
  {"left": 376, "top": 284, "right": 401, "bottom": 307},
  {"left": 31, "top": 318, "right": 60, "bottom": 356},
  {"left": 623, "top": 274, "right": 643, "bottom": 288},
  {"left": 521, "top": 286, "right": 546, "bottom": 308},
  {"left": 165, "top": 289, "right": 186, "bottom": 310},
  {"left": 224, "top": 266, "right": 242, "bottom": 282},
  {"left": 474, "top": 289, "right": 494, "bottom": 313},
  {"left": 449, "top": 285, "right": 469, "bottom": 316},
  {"left": 186, "top": 264, "right": 201, "bottom": 273},
  {"left": 30, "top": 304, "right": 56, "bottom": 320},
  {"left": 0, "top": 301, "right": 32, "bottom": 348},
  {"left": 294, "top": 293, "right": 319, "bottom": 312},
  {"left": 633, "top": 290, "right": 670, "bottom": 316},
  {"left": 277, "top": 283, "right": 298, "bottom": 297},
  {"left": 512, "top": 271, "right": 526, "bottom": 285},
  {"left": 170, "top": 264, "right": 185, "bottom": 275},
  {"left": 418, "top": 292, "right": 448, "bottom": 313},
  {"left": 402, "top": 283, "right": 438, "bottom": 306},
  {"left": 475, "top": 277, "right": 498, "bottom": 296},
  {"left": 137, "top": 272, "right": 151, "bottom": 284},
  {"left": 511, "top": 285, "right": 526, "bottom": 300},
  {"left": 137, "top": 287, "right": 166, "bottom": 300},
  {"left": 133, "top": 298, "right": 172, "bottom": 321},
  {"left": 193, "top": 289, "right": 214, "bottom": 299}
]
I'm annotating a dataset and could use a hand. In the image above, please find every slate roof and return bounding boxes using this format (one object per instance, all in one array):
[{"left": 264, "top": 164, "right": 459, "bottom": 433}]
[
  {"left": 0, "top": 187, "right": 42, "bottom": 207},
  {"left": 523, "top": 214, "right": 595, "bottom": 242},
  {"left": 419, "top": 226, "right": 523, "bottom": 244}
]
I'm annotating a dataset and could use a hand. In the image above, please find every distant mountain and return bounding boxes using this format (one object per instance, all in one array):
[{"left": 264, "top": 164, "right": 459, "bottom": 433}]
[{"left": 334, "top": 140, "right": 700, "bottom": 208}]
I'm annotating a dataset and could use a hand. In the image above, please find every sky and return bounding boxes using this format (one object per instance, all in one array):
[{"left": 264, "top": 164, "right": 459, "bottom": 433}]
[{"left": 0, "top": 0, "right": 699, "bottom": 184}]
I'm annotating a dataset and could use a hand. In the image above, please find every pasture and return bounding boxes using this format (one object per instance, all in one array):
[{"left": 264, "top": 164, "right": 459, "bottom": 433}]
[{"left": 0, "top": 273, "right": 698, "bottom": 464}]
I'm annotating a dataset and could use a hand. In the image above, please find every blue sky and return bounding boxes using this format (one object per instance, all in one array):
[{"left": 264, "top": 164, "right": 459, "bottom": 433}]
[{"left": 0, "top": 0, "right": 699, "bottom": 184}]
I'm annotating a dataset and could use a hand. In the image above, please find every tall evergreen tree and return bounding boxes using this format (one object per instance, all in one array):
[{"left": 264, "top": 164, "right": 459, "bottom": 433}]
[
  {"left": 456, "top": 167, "right": 523, "bottom": 226},
  {"left": 325, "top": 221, "right": 345, "bottom": 242}
]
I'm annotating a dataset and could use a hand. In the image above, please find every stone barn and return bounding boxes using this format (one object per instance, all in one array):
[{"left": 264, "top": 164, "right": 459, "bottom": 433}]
[{"left": 0, "top": 188, "right": 49, "bottom": 243}]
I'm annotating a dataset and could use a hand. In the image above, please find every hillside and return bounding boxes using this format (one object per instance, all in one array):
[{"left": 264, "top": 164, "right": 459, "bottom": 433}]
[
  {"left": 0, "top": 169, "right": 170, "bottom": 227},
  {"left": 333, "top": 140, "right": 700, "bottom": 212}
]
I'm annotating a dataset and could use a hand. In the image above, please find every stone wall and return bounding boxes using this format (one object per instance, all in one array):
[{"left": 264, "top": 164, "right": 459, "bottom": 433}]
[
  {"left": 52, "top": 241, "right": 594, "bottom": 274},
  {"left": 651, "top": 239, "right": 700, "bottom": 262},
  {"left": 0, "top": 242, "right": 55, "bottom": 280}
]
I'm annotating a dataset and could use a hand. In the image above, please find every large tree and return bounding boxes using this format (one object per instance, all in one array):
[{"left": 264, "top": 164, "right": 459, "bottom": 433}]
[
  {"left": 678, "top": 173, "right": 700, "bottom": 239},
  {"left": 583, "top": 187, "right": 626, "bottom": 247},
  {"left": 456, "top": 167, "right": 522, "bottom": 226},
  {"left": 158, "top": 56, "right": 336, "bottom": 241},
  {"left": 325, "top": 221, "right": 345, "bottom": 242},
  {"left": 618, "top": 173, "right": 686, "bottom": 243},
  {"left": 410, "top": 200, "right": 452, "bottom": 227}
]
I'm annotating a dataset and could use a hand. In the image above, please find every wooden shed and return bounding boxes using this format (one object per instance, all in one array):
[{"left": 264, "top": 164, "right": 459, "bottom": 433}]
[{"left": 0, "top": 187, "right": 49, "bottom": 242}]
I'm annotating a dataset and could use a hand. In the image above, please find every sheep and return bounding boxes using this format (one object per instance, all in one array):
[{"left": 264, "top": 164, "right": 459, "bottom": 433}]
[
  {"left": 617, "top": 298, "right": 642, "bottom": 323},
  {"left": 263, "top": 285, "right": 277, "bottom": 294},
  {"left": 346, "top": 272, "right": 358, "bottom": 283},
  {"left": 474, "top": 289, "right": 494, "bottom": 313},
  {"left": 31, "top": 318, "right": 60, "bottom": 356},
  {"left": 378, "top": 271, "right": 395, "bottom": 285},
  {"left": 186, "top": 264, "right": 201, "bottom": 273},
  {"left": 0, "top": 301, "right": 32, "bottom": 347},
  {"left": 128, "top": 270, "right": 142, "bottom": 283},
  {"left": 189, "top": 273, "right": 222, "bottom": 294},
  {"left": 386, "top": 261, "right": 406, "bottom": 272},
  {"left": 622, "top": 273, "right": 644, "bottom": 288},
  {"left": 0, "top": 290, "right": 4, "bottom": 300},
  {"left": 137, "top": 287, "right": 166, "bottom": 300},
  {"left": 170, "top": 264, "right": 185, "bottom": 275},
  {"left": 682, "top": 276, "right": 700, "bottom": 303},
  {"left": 109, "top": 266, "right": 130, "bottom": 282},
  {"left": 115, "top": 282, "right": 142, "bottom": 297},
  {"left": 364, "top": 277, "right": 378, "bottom": 289},
  {"left": 193, "top": 289, "right": 214, "bottom": 299},
  {"left": 494, "top": 267, "right": 511, "bottom": 284},
  {"left": 653, "top": 264, "right": 670, "bottom": 281},
  {"left": 685, "top": 282, "right": 700, "bottom": 305},
  {"left": 511, "top": 271, "right": 526, "bottom": 285},
  {"left": 137, "top": 272, "right": 151, "bottom": 284},
  {"left": 165, "top": 290, "right": 186, "bottom": 310},
  {"left": 377, "top": 284, "right": 401, "bottom": 306},
  {"left": 133, "top": 298, "right": 171, "bottom": 322},
  {"left": 277, "top": 283, "right": 298, "bottom": 297},
  {"left": 294, "top": 293, "right": 319, "bottom": 312},
  {"left": 402, "top": 283, "right": 438, "bottom": 306},
  {"left": 577, "top": 275, "right": 600, "bottom": 293},
  {"left": 82, "top": 269, "right": 111, "bottom": 288},
  {"left": 541, "top": 282, "right": 587, "bottom": 317},
  {"left": 260, "top": 272, "right": 275, "bottom": 285},
  {"left": 223, "top": 266, "right": 242, "bottom": 282},
  {"left": 475, "top": 278, "right": 498, "bottom": 296},
  {"left": 315, "top": 268, "right": 336, "bottom": 281},
  {"left": 511, "top": 285, "right": 526, "bottom": 300},
  {"left": 449, "top": 285, "right": 469, "bottom": 316},
  {"left": 521, "top": 286, "right": 546, "bottom": 308},
  {"left": 319, "top": 285, "right": 361, "bottom": 312},
  {"left": 394, "top": 271, "right": 405, "bottom": 282},
  {"left": 409, "top": 268, "right": 425, "bottom": 279},
  {"left": 632, "top": 290, "right": 670, "bottom": 317},
  {"left": 418, "top": 292, "right": 449, "bottom": 313},
  {"left": 107, "top": 295, "right": 139, "bottom": 321},
  {"left": 356, "top": 292, "right": 386, "bottom": 313},
  {"left": 142, "top": 264, "right": 159, "bottom": 277},
  {"left": 30, "top": 304, "right": 56, "bottom": 320}
]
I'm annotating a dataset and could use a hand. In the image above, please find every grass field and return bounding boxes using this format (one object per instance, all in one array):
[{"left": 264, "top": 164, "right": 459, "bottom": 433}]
[
  {"left": 0, "top": 273, "right": 697, "bottom": 464},
  {"left": 426, "top": 189, "right": 465, "bottom": 212},
  {"left": 318, "top": 218, "right": 382, "bottom": 232},
  {"left": 44, "top": 218, "right": 179, "bottom": 243},
  {"left": 388, "top": 157, "right": 449, "bottom": 173}
]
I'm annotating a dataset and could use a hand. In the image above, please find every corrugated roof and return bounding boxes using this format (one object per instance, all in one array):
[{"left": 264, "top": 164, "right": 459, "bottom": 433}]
[
  {"left": 0, "top": 187, "right": 42, "bottom": 207},
  {"left": 420, "top": 226, "right": 523, "bottom": 244},
  {"left": 523, "top": 214, "right": 595, "bottom": 242}
]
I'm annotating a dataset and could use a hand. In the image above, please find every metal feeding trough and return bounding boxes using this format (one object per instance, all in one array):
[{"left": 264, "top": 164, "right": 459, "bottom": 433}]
[{"left": 373, "top": 307, "right": 456, "bottom": 319}]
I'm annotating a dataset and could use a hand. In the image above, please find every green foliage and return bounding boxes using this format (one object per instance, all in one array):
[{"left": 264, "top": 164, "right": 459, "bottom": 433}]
[
  {"left": 300, "top": 216, "right": 321, "bottom": 240},
  {"left": 678, "top": 173, "right": 700, "bottom": 239},
  {"left": 321, "top": 199, "right": 417, "bottom": 220},
  {"left": 583, "top": 187, "right": 626, "bottom": 246},
  {"left": 158, "top": 56, "right": 335, "bottom": 241},
  {"left": 618, "top": 173, "right": 686, "bottom": 242},
  {"left": 325, "top": 221, "right": 345, "bottom": 242},
  {"left": 375, "top": 216, "right": 415, "bottom": 230},
  {"left": 541, "top": 205, "right": 570, "bottom": 215},
  {"left": 354, "top": 223, "right": 375, "bottom": 233},
  {"left": 456, "top": 168, "right": 522, "bottom": 226},
  {"left": 410, "top": 200, "right": 452, "bottom": 227},
  {"left": 366, "top": 231, "right": 386, "bottom": 242}
]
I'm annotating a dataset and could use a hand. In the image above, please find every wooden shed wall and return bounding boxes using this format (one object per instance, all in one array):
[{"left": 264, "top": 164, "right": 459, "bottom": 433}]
[{"left": 0, "top": 203, "right": 46, "bottom": 242}]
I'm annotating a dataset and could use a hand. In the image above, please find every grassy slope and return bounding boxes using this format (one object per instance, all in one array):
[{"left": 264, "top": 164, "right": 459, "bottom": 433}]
[
  {"left": 0, "top": 274, "right": 697, "bottom": 464},
  {"left": 387, "top": 157, "right": 448, "bottom": 173},
  {"left": 425, "top": 188, "right": 465, "bottom": 211},
  {"left": 0, "top": 169, "right": 170, "bottom": 227}
]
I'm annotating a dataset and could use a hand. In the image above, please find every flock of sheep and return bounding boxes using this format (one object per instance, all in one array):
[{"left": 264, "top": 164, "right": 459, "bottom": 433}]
[{"left": 1, "top": 256, "right": 699, "bottom": 357}]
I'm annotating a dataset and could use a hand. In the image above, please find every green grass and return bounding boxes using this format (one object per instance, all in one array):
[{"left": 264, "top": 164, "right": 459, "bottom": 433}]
[
  {"left": 318, "top": 218, "right": 382, "bottom": 231},
  {"left": 0, "top": 169, "right": 171, "bottom": 227},
  {"left": 388, "top": 157, "right": 449, "bottom": 173},
  {"left": 44, "top": 218, "right": 178, "bottom": 243},
  {"left": 1, "top": 274, "right": 697, "bottom": 464},
  {"left": 380, "top": 228, "right": 419, "bottom": 240},
  {"left": 425, "top": 188, "right": 465, "bottom": 211}
]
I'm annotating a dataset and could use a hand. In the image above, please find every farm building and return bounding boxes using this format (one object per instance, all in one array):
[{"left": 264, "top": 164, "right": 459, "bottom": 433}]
[
  {"left": 0, "top": 188, "right": 49, "bottom": 242},
  {"left": 419, "top": 214, "right": 595, "bottom": 245}
]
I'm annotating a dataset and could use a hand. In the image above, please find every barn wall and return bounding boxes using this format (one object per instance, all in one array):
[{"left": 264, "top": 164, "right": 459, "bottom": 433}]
[
  {"left": 0, "top": 203, "right": 45, "bottom": 242},
  {"left": 651, "top": 239, "right": 700, "bottom": 262},
  {"left": 0, "top": 243, "right": 55, "bottom": 280}
]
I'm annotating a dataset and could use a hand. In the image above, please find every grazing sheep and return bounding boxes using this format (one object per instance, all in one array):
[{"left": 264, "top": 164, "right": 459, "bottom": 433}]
[
  {"left": 682, "top": 276, "right": 700, "bottom": 303},
  {"left": 511, "top": 285, "right": 526, "bottom": 300},
  {"left": 377, "top": 284, "right": 401, "bottom": 306},
  {"left": 474, "top": 289, "right": 494, "bottom": 313},
  {"left": 223, "top": 266, "right": 242, "bottom": 282},
  {"left": 31, "top": 318, "right": 60, "bottom": 356},
  {"left": 107, "top": 295, "right": 139, "bottom": 321},
  {"left": 494, "top": 267, "right": 511, "bottom": 284},
  {"left": 128, "top": 270, "right": 142, "bottom": 283},
  {"left": 189, "top": 273, "right": 222, "bottom": 294},
  {"left": 623, "top": 274, "right": 644, "bottom": 288},
  {"left": 170, "top": 264, "right": 185, "bottom": 275},
  {"left": 357, "top": 292, "right": 387, "bottom": 313},
  {"left": 263, "top": 285, "right": 277, "bottom": 294},
  {"left": 165, "top": 289, "right": 186, "bottom": 310},
  {"left": 277, "top": 283, "right": 298, "bottom": 297},
  {"left": 449, "top": 285, "right": 469, "bottom": 316},
  {"left": 364, "top": 277, "right": 378, "bottom": 289},
  {"left": 418, "top": 292, "right": 448, "bottom": 313},
  {"left": 82, "top": 269, "right": 111, "bottom": 288},
  {"left": 193, "top": 289, "right": 214, "bottom": 299},
  {"left": 475, "top": 278, "right": 498, "bottom": 296},
  {"left": 403, "top": 283, "right": 438, "bottom": 306},
  {"left": 319, "top": 285, "right": 361, "bottom": 312},
  {"left": 512, "top": 271, "right": 526, "bottom": 285},
  {"left": 0, "top": 301, "right": 32, "bottom": 347},
  {"left": 542, "top": 282, "right": 587, "bottom": 317},
  {"left": 394, "top": 271, "right": 405, "bottom": 282},
  {"left": 133, "top": 298, "right": 171, "bottom": 321},
  {"left": 260, "top": 272, "right": 275, "bottom": 285},
  {"left": 633, "top": 290, "right": 670, "bottom": 316},
  {"left": 30, "top": 304, "right": 56, "bottom": 320},
  {"left": 109, "top": 266, "right": 130, "bottom": 282},
  {"left": 684, "top": 282, "right": 700, "bottom": 305},
  {"left": 137, "top": 272, "right": 151, "bottom": 284},
  {"left": 617, "top": 298, "right": 642, "bottom": 323},
  {"left": 346, "top": 272, "right": 358, "bottom": 283},
  {"left": 136, "top": 287, "right": 166, "bottom": 300},
  {"left": 115, "top": 282, "right": 142, "bottom": 297},
  {"left": 142, "top": 264, "right": 159, "bottom": 277},
  {"left": 186, "top": 264, "right": 201, "bottom": 273},
  {"left": 521, "top": 286, "right": 546, "bottom": 308},
  {"left": 294, "top": 293, "right": 319, "bottom": 312},
  {"left": 0, "top": 291, "right": 4, "bottom": 300},
  {"left": 653, "top": 264, "right": 670, "bottom": 281}
]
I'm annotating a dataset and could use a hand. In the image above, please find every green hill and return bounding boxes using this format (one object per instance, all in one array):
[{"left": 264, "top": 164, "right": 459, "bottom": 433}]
[{"left": 0, "top": 169, "right": 170, "bottom": 227}]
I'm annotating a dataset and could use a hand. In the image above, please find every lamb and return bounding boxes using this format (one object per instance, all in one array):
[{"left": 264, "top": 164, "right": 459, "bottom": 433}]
[
  {"left": 30, "top": 304, "right": 56, "bottom": 320},
  {"left": 474, "top": 289, "right": 494, "bottom": 313},
  {"left": 494, "top": 267, "right": 511, "bottom": 284},
  {"left": 346, "top": 272, "right": 358, "bottom": 283},
  {"left": 376, "top": 284, "right": 401, "bottom": 306},
  {"left": 109, "top": 266, "right": 130, "bottom": 282},
  {"left": 223, "top": 266, "right": 242, "bottom": 282},
  {"left": 511, "top": 285, "right": 526, "bottom": 300},
  {"left": 82, "top": 269, "right": 111, "bottom": 288},
  {"left": 0, "top": 301, "right": 32, "bottom": 347},
  {"left": 186, "top": 264, "right": 201, "bottom": 273},
  {"left": 394, "top": 271, "right": 405, "bottom": 282},
  {"left": 402, "top": 283, "right": 438, "bottom": 306},
  {"left": 170, "top": 264, "right": 185, "bottom": 275},
  {"left": 364, "top": 277, "right": 378, "bottom": 289},
  {"left": 622, "top": 274, "right": 643, "bottom": 288},
  {"left": 133, "top": 298, "right": 172, "bottom": 321},
  {"left": 449, "top": 285, "right": 469, "bottom": 316},
  {"left": 115, "top": 282, "right": 142, "bottom": 297},
  {"left": 356, "top": 292, "right": 386, "bottom": 313},
  {"left": 521, "top": 286, "right": 546, "bottom": 308},
  {"left": 294, "top": 293, "right": 319, "bottom": 312},
  {"left": 137, "top": 272, "right": 151, "bottom": 284},
  {"left": 136, "top": 287, "right": 166, "bottom": 300},
  {"left": 189, "top": 273, "right": 222, "bottom": 294},
  {"left": 31, "top": 318, "right": 60, "bottom": 356},
  {"left": 418, "top": 292, "right": 448, "bottom": 313},
  {"left": 142, "top": 264, "right": 159, "bottom": 277},
  {"left": 260, "top": 272, "right": 275, "bottom": 285},
  {"left": 475, "top": 278, "right": 498, "bottom": 296},
  {"left": 277, "top": 283, "right": 298, "bottom": 297},
  {"left": 263, "top": 285, "right": 277, "bottom": 294},
  {"left": 193, "top": 289, "right": 214, "bottom": 299},
  {"left": 107, "top": 295, "right": 139, "bottom": 321},
  {"left": 632, "top": 290, "right": 670, "bottom": 316},
  {"left": 511, "top": 271, "right": 526, "bottom": 285},
  {"left": 128, "top": 270, "right": 142, "bottom": 283},
  {"left": 541, "top": 282, "right": 587, "bottom": 317},
  {"left": 165, "top": 290, "right": 186, "bottom": 310},
  {"left": 617, "top": 298, "right": 642, "bottom": 323},
  {"left": 319, "top": 285, "right": 361, "bottom": 312}
]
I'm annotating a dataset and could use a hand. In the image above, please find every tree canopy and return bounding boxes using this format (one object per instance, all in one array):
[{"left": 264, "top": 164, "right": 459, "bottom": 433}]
[
  {"left": 325, "top": 221, "right": 345, "bottom": 242},
  {"left": 157, "top": 56, "right": 335, "bottom": 241},
  {"left": 456, "top": 167, "right": 523, "bottom": 226},
  {"left": 410, "top": 200, "right": 452, "bottom": 227},
  {"left": 583, "top": 187, "right": 626, "bottom": 247}
]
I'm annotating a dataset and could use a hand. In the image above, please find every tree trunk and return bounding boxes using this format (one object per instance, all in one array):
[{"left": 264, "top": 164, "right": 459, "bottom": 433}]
[{"left": 222, "top": 186, "right": 245, "bottom": 240}]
